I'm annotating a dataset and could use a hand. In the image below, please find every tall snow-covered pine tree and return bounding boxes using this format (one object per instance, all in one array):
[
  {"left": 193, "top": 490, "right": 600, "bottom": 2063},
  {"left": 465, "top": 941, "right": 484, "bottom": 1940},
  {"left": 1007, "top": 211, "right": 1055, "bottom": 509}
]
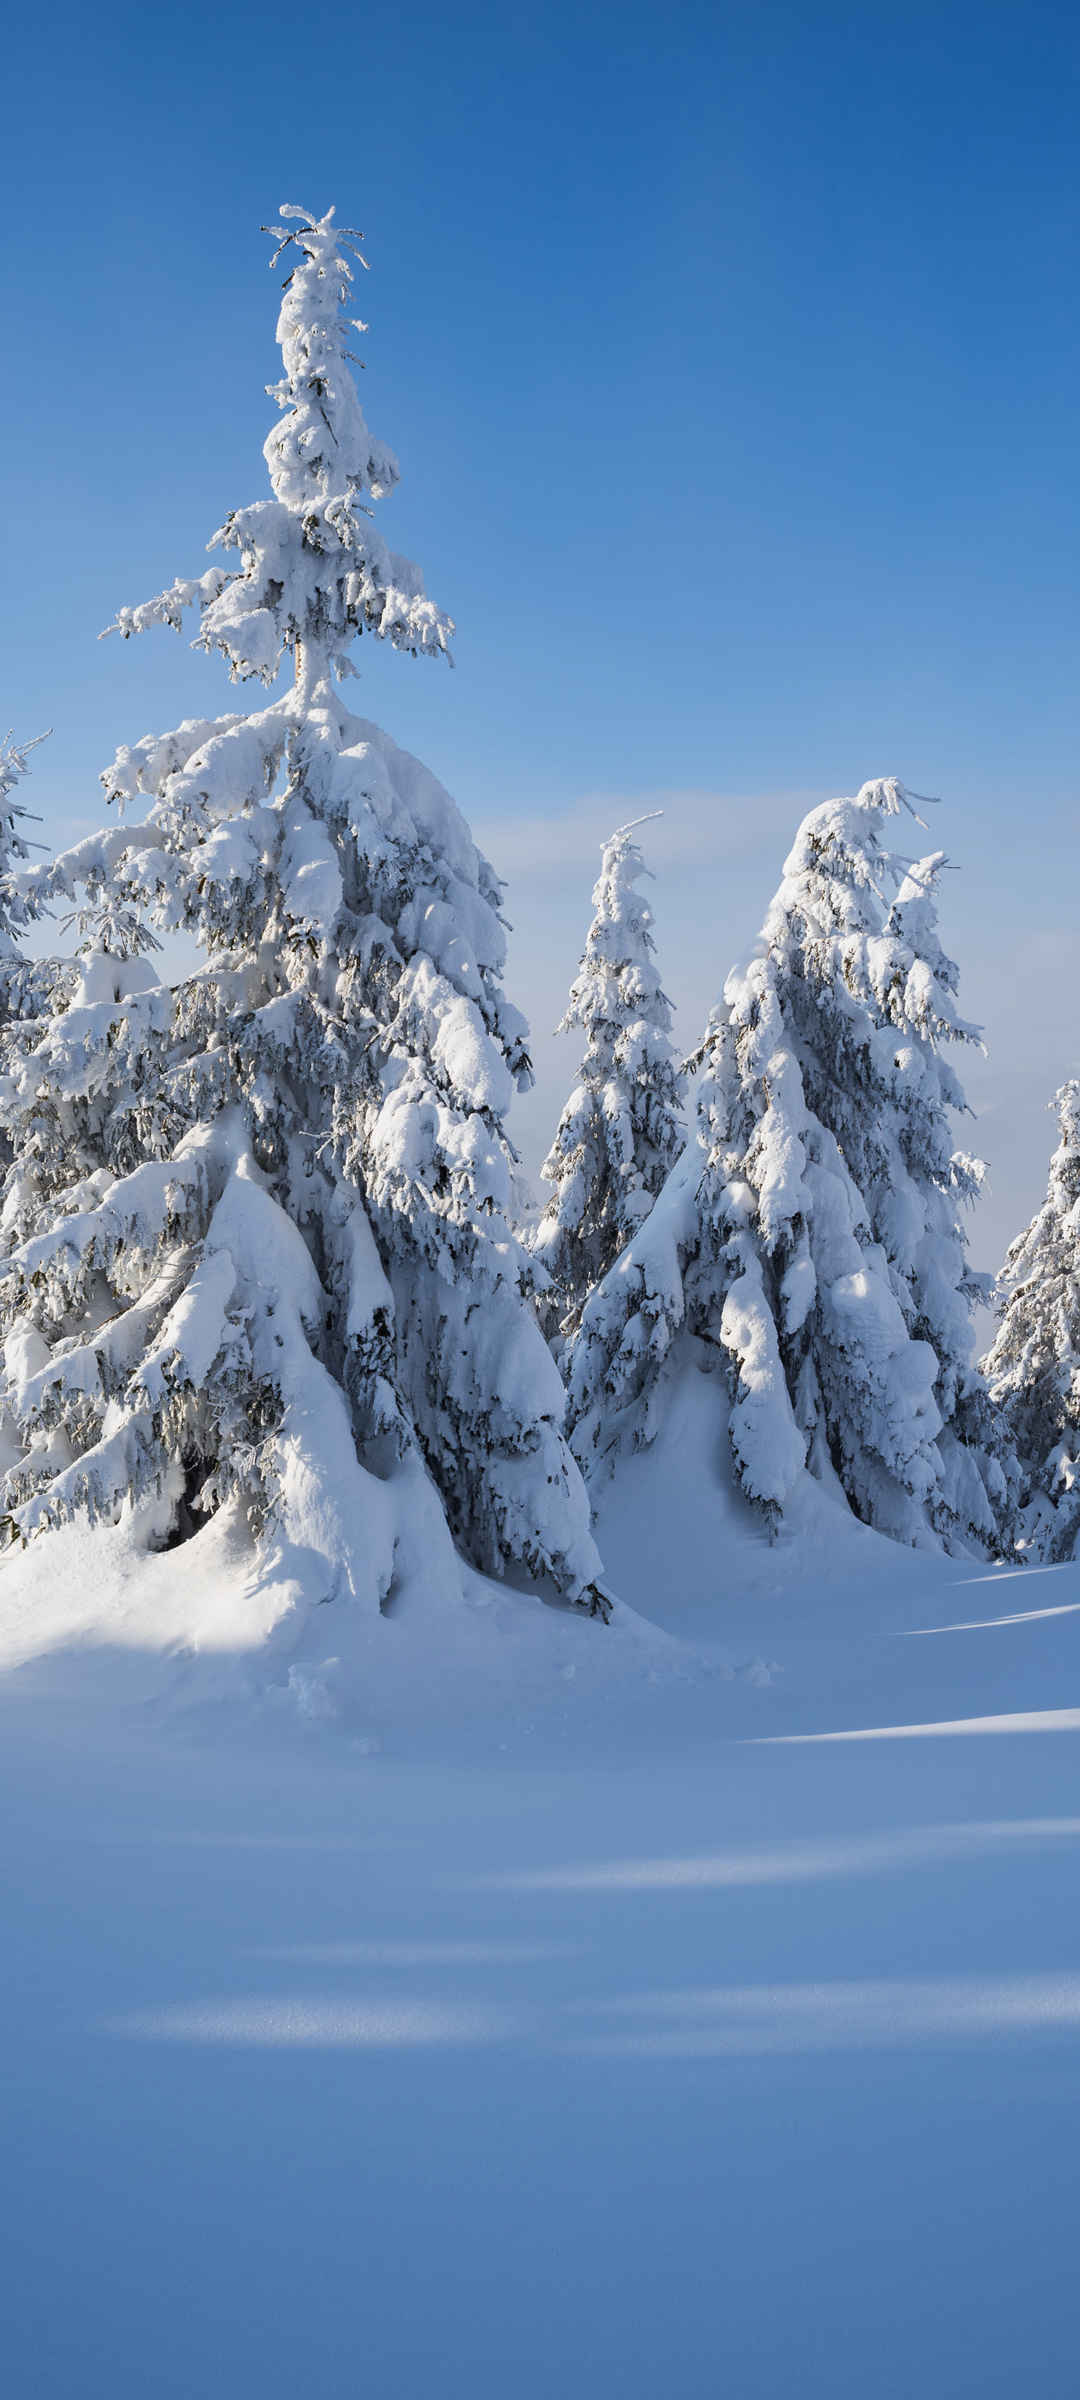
[
  {"left": 532, "top": 815, "right": 684, "bottom": 1343},
  {"left": 569, "top": 778, "right": 1000, "bottom": 1554},
  {"left": 982, "top": 1081, "right": 1080, "bottom": 1561},
  {"left": 0, "top": 731, "right": 56, "bottom": 1028},
  {"left": 0, "top": 210, "right": 604, "bottom": 1615}
]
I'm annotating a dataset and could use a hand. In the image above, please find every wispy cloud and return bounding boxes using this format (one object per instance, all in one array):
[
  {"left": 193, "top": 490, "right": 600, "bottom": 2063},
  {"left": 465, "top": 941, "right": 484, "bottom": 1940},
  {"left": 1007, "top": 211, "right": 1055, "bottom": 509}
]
[{"left": 472, "top": 786, "right": 821, "bottom": 880}]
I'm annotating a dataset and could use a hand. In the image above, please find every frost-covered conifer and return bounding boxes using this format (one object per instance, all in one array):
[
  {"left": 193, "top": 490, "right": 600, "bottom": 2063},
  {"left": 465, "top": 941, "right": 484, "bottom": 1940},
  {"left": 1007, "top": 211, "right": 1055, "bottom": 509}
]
[
  {"left": 533, "top": 815, "right": 684, "bottom": 1344},
  {"left": 0, "top": 732, "right": 55, "bottom": 1023},
  {"left": 0, "top": 734, "right": 40, "bottom": 941},
  {"left": 570, "top": 778, "right": 1000, "bottom": 1554},
  {"left": 982, "top": 1083, "right": 1080, "bottom": 1561},
  {"left": 865, "top": 849, "right": 1005, "bottom": 1545},
  {"left": 0, "top": 732, "right": 66, "bottom": 1204},
  {"left": 0, "top": 209, "right": 604, "bottom": 1613}
]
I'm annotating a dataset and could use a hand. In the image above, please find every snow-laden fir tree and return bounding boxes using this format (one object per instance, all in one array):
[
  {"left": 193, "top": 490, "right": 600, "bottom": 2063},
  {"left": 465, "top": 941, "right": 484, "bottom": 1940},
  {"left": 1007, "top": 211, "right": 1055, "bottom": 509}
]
[
  {"left": 0, "top": 731, "right": 58, "bottom": 1031},
  {"left": 532, "top": 814, "right": 684, "bottom": 1344},
  {"left": 982, "top": 1082, "right": 1080, "bottom": 1561},
  {"left": 568, "top": 778, "right": 1001, "bottom": 1554},
  {"left": 0, "top": 208, "right": 605, "bottom": 1614},
  {"left": 0, "top": 732, "right": 68, "bottom": 1202},
  {"left": 0, "top": 733, "right": 42, "bottom": 958},
  {"left": 866, "top": 846, "right": 1005, "bottom": 1545}
]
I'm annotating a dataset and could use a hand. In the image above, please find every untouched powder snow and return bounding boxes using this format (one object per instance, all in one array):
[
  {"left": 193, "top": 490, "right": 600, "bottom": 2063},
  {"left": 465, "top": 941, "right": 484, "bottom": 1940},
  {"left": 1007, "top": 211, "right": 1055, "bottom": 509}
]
[{"left": 4, "top": 1350, "right": 1080, "bottom": 2398}]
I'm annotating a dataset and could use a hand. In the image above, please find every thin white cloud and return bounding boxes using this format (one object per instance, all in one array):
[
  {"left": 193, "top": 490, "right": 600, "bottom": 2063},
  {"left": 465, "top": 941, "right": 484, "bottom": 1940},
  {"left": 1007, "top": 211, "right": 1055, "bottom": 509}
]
[{"left": 472, "top": 785, "right": 819, "bottom": 879}]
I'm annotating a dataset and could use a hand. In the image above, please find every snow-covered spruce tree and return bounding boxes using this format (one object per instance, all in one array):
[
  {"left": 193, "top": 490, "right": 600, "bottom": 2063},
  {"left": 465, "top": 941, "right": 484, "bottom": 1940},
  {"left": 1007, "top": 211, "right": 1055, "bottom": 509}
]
[
  {"left": 0, "top": 733, "right": 42, "bottom": 960},
  {"left": 982, "top": 1083, "right": 1080, "bottom": 1561},
  {"left": 865, "top": 847, "right": 1006, "bottom": 1545},
  {"left": 0, "top": 208, "right": 605, "bottom": 1614},
  {"left": 0, "top": 731, "right": 70, "bottom": 1209},
  {"left": 569, "top": 779, "right": 1000, "bottom": 1554},
  {"left": 532, "top": 814, "right": 684, "bottom": 1345},
  {"left": 0, "top": 731, "right": 59, "bottom": 1032}
]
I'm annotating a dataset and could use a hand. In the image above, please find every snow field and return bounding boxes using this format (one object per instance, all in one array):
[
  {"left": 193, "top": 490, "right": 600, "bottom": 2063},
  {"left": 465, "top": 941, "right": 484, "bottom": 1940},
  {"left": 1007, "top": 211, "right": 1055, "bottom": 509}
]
[{"left": 4, "top": 1526, "right": 1080, "bottom": 2398}]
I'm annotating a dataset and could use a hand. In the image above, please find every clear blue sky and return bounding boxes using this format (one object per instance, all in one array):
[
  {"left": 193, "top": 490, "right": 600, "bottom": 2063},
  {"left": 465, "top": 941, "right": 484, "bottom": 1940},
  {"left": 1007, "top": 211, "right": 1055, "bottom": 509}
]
[{"left": 4, "top": 0, "right": 1079, "bottom": 1278}]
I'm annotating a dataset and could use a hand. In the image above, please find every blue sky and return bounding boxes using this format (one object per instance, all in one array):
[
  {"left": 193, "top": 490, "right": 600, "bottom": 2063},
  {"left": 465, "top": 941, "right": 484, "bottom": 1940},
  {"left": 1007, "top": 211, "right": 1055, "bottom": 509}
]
[{"left": 4, "top": 0, "right": 1079, "bottom": 1275}]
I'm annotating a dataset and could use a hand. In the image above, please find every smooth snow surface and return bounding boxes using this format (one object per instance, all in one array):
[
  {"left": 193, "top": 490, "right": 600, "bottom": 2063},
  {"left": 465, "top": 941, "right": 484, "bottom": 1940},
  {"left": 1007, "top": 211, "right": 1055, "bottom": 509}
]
[{"left": 4, "top": 1359, "right": 1080, "bottom": 2397}]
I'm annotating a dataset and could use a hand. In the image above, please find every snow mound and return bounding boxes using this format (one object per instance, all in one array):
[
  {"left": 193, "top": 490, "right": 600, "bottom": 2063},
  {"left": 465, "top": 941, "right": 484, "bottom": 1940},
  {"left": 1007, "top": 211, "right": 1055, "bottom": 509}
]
[
  {"left": 591, "top": 1334, "right": 979, "bottom": 1647},
  {"left": 0, "top": 1336, "right": 1028, "bottom": 1750},
  {"left": 0, "top": 1472, "right": 675, "bottom": 1740}
]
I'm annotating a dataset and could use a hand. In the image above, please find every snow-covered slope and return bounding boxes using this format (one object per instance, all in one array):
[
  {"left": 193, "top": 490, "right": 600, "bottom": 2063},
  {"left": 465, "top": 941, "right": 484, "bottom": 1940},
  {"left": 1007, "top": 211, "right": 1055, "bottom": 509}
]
[
  {"left": 4, "top": 1490, "right": 1080, "bottom": 2398},
  {"left": 5, "top": 1300, "right": 1080, "bottom": 2400},
  {"left": 0, "top": 1326, "right": 1058, "bottom": 1751},
  {"left": 591, "top": 1332, "right": 905, "bottom": 1638},
  {"left": 0, "top": 1486, "right": 666, "bottom": 1739}
]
